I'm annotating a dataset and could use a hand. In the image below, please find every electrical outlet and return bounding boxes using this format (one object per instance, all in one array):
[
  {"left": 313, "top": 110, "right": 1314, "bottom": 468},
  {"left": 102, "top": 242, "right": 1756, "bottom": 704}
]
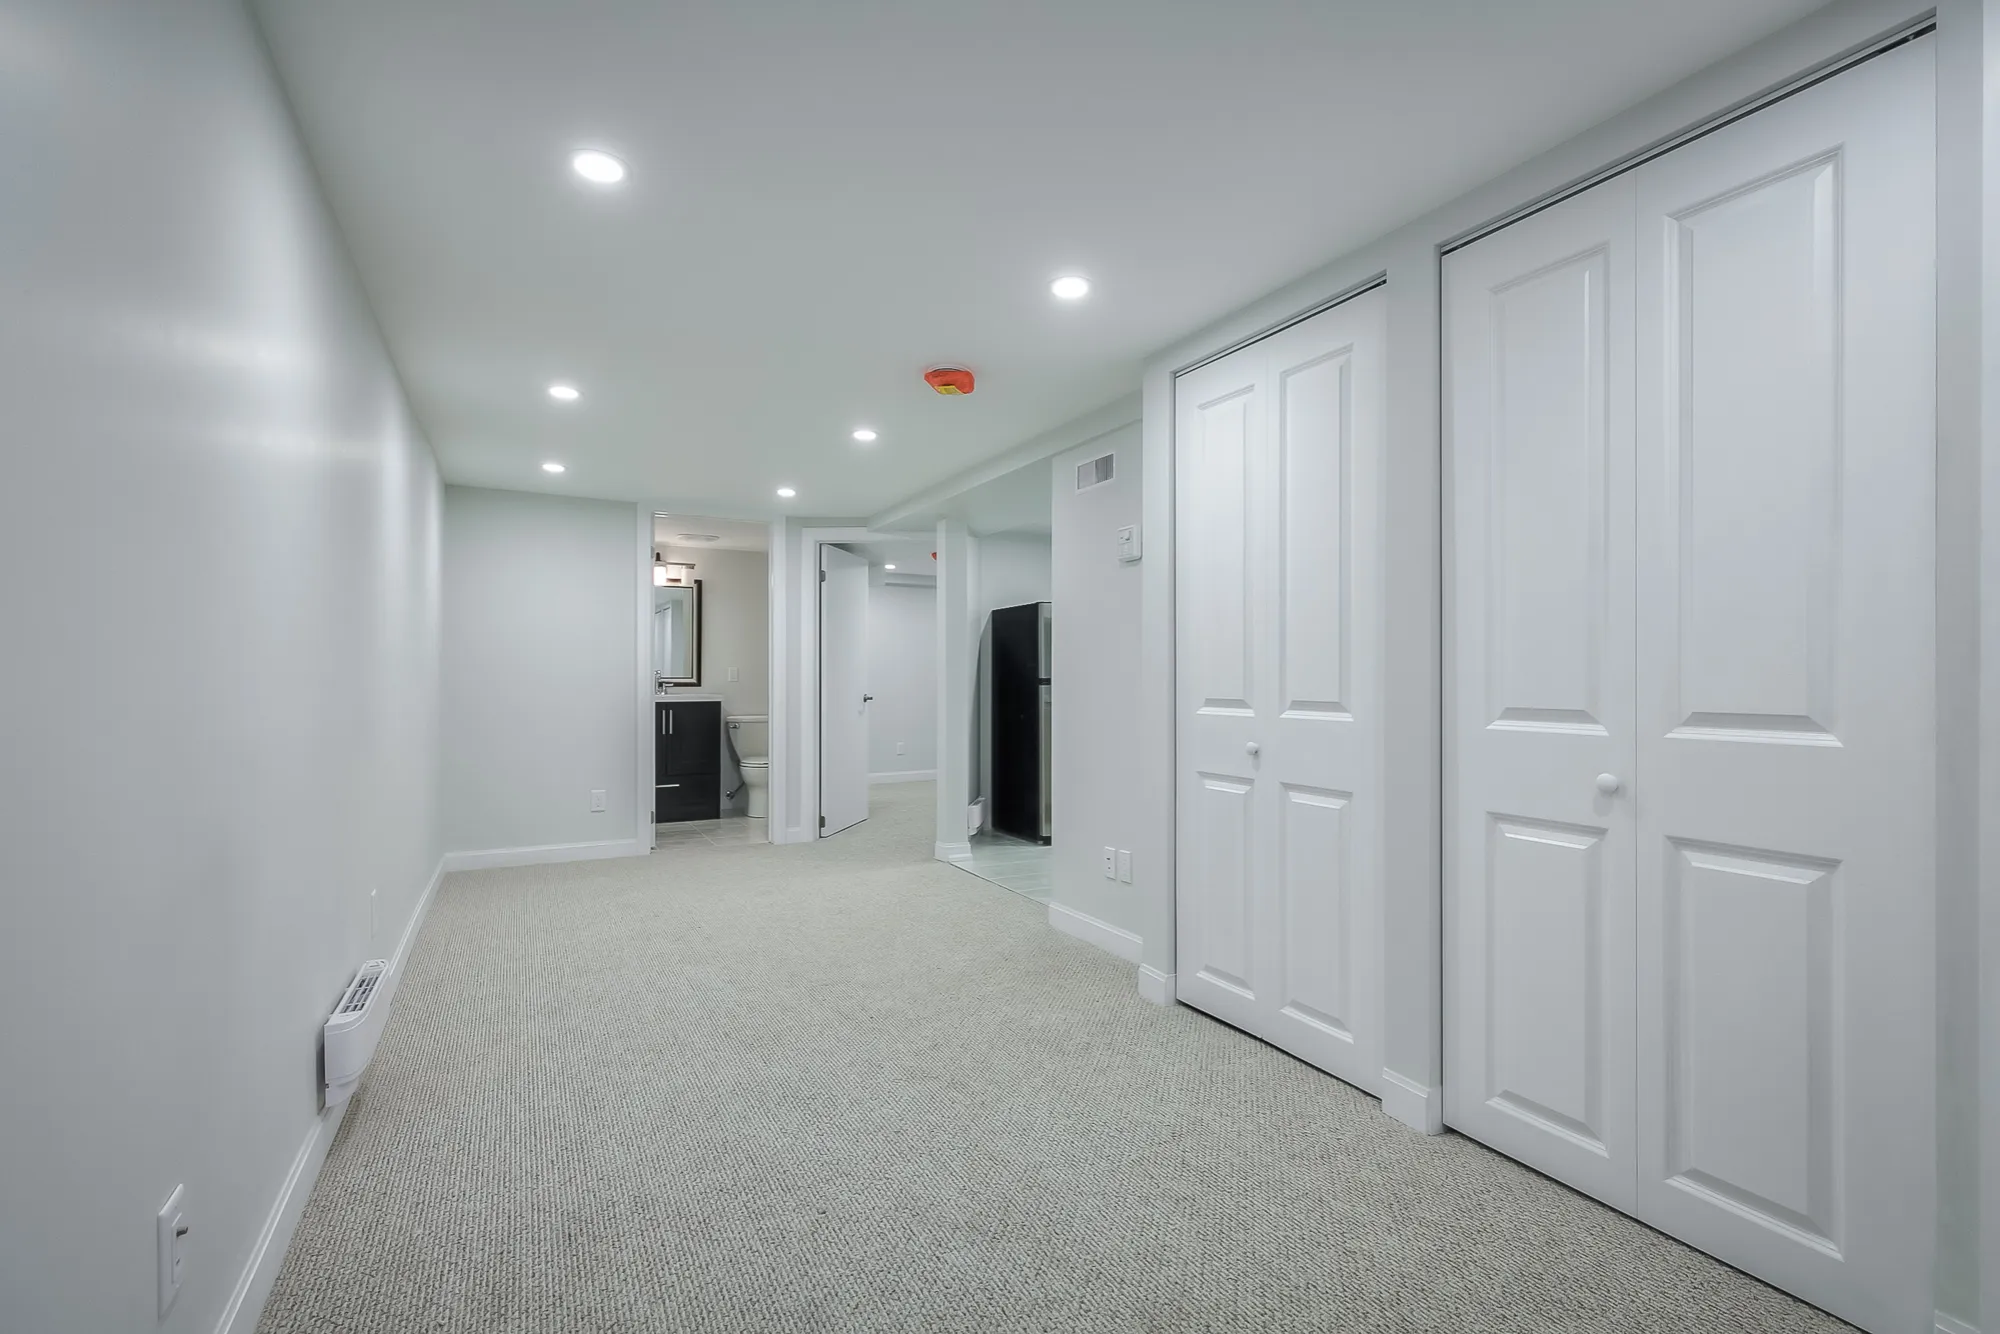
[
  {"left": 157, "top": 1184, "right": 188, "bottom": 1316},
  {"left": 589, "top": 789, "right": 607, "bottom": 813},
  {"left": 1117, "top": 849, "right": 1133, "bottom": 883},
  {"left": 1102, "top": 846, "right": 1116, "bottom": 878}
]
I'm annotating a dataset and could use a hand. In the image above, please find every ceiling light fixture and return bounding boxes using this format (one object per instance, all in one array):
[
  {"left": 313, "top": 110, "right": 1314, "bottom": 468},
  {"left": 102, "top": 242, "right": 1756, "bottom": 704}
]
[
  {"left": 541, "top": 462, "right": 566, "bottom": 474},
  {"left": 570, "top": 149, "right": 627, "bottom": 185},
  {"left": 851, "top": 427, "right": 878, "bottom": 443},
  {"left": 547, "top": 382, "right": 580, "bottom": 402},
  {"left": 775, "top": 486, "right": 796, "bottom": 499},
  {"left": 1050, "top": 274, "right": 1091, "bottom": 300},
  {"left": 884, "top": 564, "right": 897, "bottom": 571}
]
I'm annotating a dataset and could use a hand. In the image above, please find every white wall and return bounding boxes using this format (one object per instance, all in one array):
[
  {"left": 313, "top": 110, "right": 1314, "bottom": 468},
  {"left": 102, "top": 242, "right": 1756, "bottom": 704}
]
[
  {"left": 443, "top": 487, "right": 640, "bottom": 857},
  {"left": 0, "top": 3, "right": 443, "bottom": 1331},
  {"left": 867, "top": 577, "right": 938, "bottom": 777},
  {"left": 1048, "top": 427, "right": 1145, "bottom": 937}
]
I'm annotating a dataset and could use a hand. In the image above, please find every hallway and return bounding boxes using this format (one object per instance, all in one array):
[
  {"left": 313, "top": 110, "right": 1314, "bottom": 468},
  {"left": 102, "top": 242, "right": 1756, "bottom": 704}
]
[{"left": 260, "top": 783, "right": 1846, "bottom": 1333}]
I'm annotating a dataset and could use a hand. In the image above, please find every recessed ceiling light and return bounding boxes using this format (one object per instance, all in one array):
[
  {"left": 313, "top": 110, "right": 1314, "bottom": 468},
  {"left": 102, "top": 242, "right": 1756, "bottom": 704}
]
[
  {"left": 884, "top": 564, "right": 897, "bottom": 571},
  {"left": 775, "top": 486, "right": 796, "bottom": 499},
  {"left": 851, "top": 427, "right": 878, "bottom": 443},
  {"left": 541, "top": 462, "right": 566, "bottom": 474},
  {"left": 570, "top": 149, "right": 627, "bottom": 185},
  {"left": 1051, "top": 274, "right": 1091, "bottom": 300},
  {"left": 547, "top": 382, "right": 580, "bottom": 402}
]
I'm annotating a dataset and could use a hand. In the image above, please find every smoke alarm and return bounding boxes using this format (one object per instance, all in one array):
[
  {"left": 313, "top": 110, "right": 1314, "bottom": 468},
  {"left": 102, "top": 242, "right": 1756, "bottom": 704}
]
[{"left": 924, "top": 366, "right": 975, "bottom": 396}]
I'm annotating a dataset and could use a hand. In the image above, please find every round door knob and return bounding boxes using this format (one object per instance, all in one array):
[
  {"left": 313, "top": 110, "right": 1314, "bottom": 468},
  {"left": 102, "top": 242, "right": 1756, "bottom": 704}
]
[
  {"left": 1596, "top": 773, "right": 1622, "bottom": 795},
  {"left": 1245, "top": 742, "right": 1261, "bottom": 757}
]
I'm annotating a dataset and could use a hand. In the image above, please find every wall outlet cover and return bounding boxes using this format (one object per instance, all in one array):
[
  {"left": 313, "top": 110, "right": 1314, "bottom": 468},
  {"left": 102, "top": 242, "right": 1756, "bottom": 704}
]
[
  {"left": 1102, "top": 846, "right": 1116, "bottom": 878},
  {"left": 590, "top": 789, "right": 607, "bottom": 812},
  {"left": 1117, "top": 849, "right": 1133, "bottom": 883},
  {"left": 157, "top": 1184, "right": 187, "bottom": 1316}
]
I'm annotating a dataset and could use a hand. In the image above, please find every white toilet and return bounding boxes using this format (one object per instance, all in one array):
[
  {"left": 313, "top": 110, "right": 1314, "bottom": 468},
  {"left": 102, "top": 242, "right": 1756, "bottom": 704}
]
[{"left": 728, "top": 716, "right": 770, "bottom": 819}]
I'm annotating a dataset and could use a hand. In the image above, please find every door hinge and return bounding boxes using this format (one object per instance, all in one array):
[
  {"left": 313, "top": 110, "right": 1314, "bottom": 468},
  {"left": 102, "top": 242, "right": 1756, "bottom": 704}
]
[
  {"left": 820, "top": 815, "right": 826, "bottom": 829},
  {"left": 820, "top": 569, "right": 827, "bottom": 582}
]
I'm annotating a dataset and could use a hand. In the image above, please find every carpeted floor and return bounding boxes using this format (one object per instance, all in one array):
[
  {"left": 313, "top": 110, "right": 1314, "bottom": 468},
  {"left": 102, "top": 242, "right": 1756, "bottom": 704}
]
[{"left": 259, "top": 782, "right": 1853, "bottom": 1333}]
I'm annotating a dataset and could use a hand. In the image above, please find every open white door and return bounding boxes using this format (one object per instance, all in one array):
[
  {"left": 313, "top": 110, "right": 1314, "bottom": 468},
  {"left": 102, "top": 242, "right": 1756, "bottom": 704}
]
[{"left": 818, "top": 544, "right": 870, "bottom": 837}]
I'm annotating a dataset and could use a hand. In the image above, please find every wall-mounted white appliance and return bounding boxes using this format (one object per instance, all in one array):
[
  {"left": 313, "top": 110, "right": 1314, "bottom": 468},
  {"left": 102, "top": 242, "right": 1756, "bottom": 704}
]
[{"left": 323, "top": 958, "right": 389, "bottom": 1109}]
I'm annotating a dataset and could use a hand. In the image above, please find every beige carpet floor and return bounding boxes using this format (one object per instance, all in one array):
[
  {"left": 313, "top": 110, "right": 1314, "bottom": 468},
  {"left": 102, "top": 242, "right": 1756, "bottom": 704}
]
[{"left": 259, "top": 782, "right": 1852, "bottom": 1333}]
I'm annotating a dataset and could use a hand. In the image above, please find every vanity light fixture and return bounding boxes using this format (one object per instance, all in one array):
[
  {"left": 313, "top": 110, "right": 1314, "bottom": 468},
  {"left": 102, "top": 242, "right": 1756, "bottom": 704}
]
[
  {"left": 541, "top": 462, "right": 566, "bottom": 474},
  {"left": 570, "top": 149, "right": 627, "bottom": 185}
]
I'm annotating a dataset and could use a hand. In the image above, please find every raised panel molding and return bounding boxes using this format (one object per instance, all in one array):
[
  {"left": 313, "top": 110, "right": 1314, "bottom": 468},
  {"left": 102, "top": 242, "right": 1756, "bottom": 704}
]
[
  {"left": 1190, "top": 773, "right": 1255, "bottom": 997},
  {"left": 1662, "top": 153, "right": 1842, "bottom": 743},
  {"left": 1279, "top": 784, "right": 1354, "bottom": 1041},
  {"left": 1662, "top": 839, "right": 1840, "bottom": 1252},
  {"left": 1186, "top": 387, "right": 1257, "bottom": 711},
  {"left": 1486, "top": 815, "right": 1609, "bottom": 1152},
  {"left": 1278, "top": 345, "right": 1353, "bottom": 718},
  {"left": 1484, "top": 247, "right": 1612, "bottom": 735}
]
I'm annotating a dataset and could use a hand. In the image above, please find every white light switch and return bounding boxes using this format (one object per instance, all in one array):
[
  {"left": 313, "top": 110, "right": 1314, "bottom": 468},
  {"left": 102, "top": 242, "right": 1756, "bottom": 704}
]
[
  {"left": 589, "top": 789, "right": 607, "bottom": 812},
  {"left": 1102, "top": 846, "right": 1116, "bottom": 878},
  {"left": 1116, "top": 524, "right": 1141, "bottom": 563},
  {"left": 728, "top": 666, "right": 740, "bottom": 682},
  {"left": 896, "top": 741, "right": 905, "bottom": 755},
  {"left": 157, "top": 1184, "right": 188, "bottom": 1316},
  {"left": 1117, "top": 849, "right": 1133, "bottom": 883}
]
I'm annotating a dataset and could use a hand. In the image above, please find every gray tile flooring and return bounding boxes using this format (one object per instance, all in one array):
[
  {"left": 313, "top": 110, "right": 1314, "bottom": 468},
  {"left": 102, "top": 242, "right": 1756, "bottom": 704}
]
[
  {"left": 654, "top": 815, "right": 766, "bottom": 848},
  {"left": 958, "top": 829, "right": 1052, "bottom": 902}
]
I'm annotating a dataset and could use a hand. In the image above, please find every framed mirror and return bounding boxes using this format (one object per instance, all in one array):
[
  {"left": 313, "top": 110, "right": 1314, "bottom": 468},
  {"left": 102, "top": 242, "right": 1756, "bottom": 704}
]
[{"left": 652, "top": 579, "right": 702, "bottom": 686}]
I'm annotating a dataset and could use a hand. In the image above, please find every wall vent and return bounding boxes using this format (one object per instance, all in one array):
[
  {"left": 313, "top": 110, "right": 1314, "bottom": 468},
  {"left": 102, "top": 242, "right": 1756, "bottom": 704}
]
[
  {"left": 323, "top": 958, "right": 390, "bottom": 1109},
  {"left": 1076, "top": 453, "right": 1114, "bottom": 491}
]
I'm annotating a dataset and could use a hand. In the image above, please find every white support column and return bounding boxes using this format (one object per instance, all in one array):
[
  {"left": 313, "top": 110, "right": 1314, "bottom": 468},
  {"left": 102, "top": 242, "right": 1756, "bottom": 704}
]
[{"left": 934, "top": 520, "right": 973, "bottom": 863}]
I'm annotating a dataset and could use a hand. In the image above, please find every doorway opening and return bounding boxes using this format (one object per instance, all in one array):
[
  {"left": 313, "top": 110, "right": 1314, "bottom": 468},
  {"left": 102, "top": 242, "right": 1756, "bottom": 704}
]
[{"left": 818, "top": 538, "right": 938, "bottom": 844}]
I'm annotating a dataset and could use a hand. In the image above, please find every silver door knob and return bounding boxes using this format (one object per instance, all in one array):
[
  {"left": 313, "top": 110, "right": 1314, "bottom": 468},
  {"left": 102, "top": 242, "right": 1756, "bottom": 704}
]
[
  {"left": 1245, "top": 742, "right": 1261, "bottom": 757},
  {"left": 1596, "top": 773, "right": 1621, "bottom": 795}
]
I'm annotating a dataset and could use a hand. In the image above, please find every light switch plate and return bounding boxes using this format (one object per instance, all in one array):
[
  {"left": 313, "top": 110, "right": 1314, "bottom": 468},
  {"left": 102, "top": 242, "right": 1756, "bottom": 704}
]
[
  {"left": 728, "top": 666, "right": 740, "bottom": 682},
  {"left": 157, "top": 1184, "right": 187, "bottom": 1316},
  {"left": 1116, "top": 524, "right": 1141, "bottom": 563},
  {"left": 1117, "top": 849, "right": 1133, "bottom": 883}
]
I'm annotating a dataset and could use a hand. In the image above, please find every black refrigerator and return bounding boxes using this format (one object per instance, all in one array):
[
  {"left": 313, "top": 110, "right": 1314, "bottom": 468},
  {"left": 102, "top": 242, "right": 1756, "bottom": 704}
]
[{"left": 990, "top": 601, "right": 1052, "bottom": 844}]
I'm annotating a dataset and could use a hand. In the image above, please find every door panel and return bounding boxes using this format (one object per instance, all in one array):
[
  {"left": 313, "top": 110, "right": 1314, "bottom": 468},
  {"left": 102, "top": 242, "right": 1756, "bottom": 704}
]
[
  {"left": 818, "top": 545, "right": 870, "bottom": 837},
  {"left": 1175, "top": 289, "right": 1384, "bottom": 1094},
  {"left": 1633, "top": 43, "right": 1934, "bottom": 1331},
  {"left": 1445, "top": 179, "right": 1639, "bottom": 1211}
]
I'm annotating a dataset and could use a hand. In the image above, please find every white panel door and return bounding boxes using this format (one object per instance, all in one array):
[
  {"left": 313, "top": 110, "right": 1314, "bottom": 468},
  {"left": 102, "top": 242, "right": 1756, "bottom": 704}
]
[
  {"left": 1444, "top": 179, "right": 1639, "bottom": 1210},
  {"left": 819, "top": 544, "right": 870, "bottom": 837},
  {"left": 1631, "top": 44, "right": 1934, "bottom": 1332},
  {"left": 1175, "top": 289, "right": 1384, "bottom": 1095}
]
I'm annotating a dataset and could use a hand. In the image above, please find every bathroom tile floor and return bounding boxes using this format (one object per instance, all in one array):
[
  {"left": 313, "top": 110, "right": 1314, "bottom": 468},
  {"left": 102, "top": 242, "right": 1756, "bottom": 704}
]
[
  {"left": 654, "top": 815, "right": 767, "bottom": 848},
  {"left": 959, "top": 830, "right": 1052, "bottom": 902}
]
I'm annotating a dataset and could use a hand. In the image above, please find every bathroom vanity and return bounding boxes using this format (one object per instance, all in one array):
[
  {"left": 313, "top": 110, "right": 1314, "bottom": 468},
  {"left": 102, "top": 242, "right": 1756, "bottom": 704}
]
[{"left": 655, "top": 697, "right": 721, "bottom": 823}]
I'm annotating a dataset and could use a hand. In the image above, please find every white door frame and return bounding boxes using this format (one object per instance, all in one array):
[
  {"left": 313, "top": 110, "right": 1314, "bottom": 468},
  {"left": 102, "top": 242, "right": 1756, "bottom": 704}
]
[
  {"left": 1137, "top": 3, "right": 1959, "bottom": 1149},
  {"left": 632, "top": 503, "right": 781, "bottom": 851},
  {"left": 778, "top": 524, "right": 875, "bottom": 845}
]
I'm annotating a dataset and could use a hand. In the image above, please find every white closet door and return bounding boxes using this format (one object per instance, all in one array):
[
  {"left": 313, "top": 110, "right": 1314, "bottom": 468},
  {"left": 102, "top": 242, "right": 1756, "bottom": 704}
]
[
  {"left": 1631, "top": 43, "right": 1934, "bottom": 1332},
  {"left": 1175, "top": 290, "right": 1384, "bottom": 1094},
  {"left": 1443, "top": 180, "right": 1639, "bottom": 1209}
]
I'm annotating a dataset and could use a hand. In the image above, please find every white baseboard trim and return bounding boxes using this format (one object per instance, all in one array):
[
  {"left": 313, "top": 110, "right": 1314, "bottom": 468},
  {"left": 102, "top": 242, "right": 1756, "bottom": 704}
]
[
  {"left": 869, "top": 769, "right": 937, "bottom": 784},
  {"left": 1046, "top": 902, "right": 1142, "bottom": 963},
  {"left": 213, "top": 1100, "right": 347, "bottom": 1334},
  {"left": 215, "top": 853, "right": 445, "bottom": 1334},
  {"left": 1136, "top": 966, "right": 1175, "bottom": 1006},
  {"left": 934, "top": 840, "right": 972, "bottom": 864},
  {"left": 1935, "top": 1312, "right": 1979, "bottom": 1334},
  {"left": 441, "top": 837, "right": 646, "bottom": 873},
  {"left": 1380, "top": 1070, "right": 1445, "bottom": 1135}
]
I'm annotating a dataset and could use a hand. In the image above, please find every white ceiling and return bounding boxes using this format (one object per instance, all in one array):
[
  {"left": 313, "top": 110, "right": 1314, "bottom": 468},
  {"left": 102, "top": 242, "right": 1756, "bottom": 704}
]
[
  {"left": 836, "top": 539, "right": 939, "bottom": 573},
  {"left": 880, "top": 457, "right": 1054, "bottom": 539},
  {"left": 652, "top": 513, "right": 768, "bottom": 553},
  {"left": 254, "top": 0, "right": 1827, "bottom": 519}
]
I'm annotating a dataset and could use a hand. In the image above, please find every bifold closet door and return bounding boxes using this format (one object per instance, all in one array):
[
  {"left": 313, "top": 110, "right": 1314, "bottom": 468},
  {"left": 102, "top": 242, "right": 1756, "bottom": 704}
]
[
  {"left": 1629, "top": 44, "right": 1934, "bottom": 1332},
  {"left": 1442, "top": 178, "right": 1640, "bottom": 1211},
  {"left": 1175, "top": 289, "right": 1384, "bottom": 1096},
  {"left": 1446, "top": 38, "right": 1936, "bottom": 1334}
]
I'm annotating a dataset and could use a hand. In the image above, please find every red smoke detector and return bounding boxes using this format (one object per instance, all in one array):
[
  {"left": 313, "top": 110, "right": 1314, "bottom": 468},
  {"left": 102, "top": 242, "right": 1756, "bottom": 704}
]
[{"left": 924, "top": 366, "right": 975, "bottom": 396}]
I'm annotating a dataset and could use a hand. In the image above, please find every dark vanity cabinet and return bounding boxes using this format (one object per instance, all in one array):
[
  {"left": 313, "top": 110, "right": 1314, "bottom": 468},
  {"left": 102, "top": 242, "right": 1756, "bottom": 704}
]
[{"left": 655, "top": 700, "right": 721, "bottom": 823}]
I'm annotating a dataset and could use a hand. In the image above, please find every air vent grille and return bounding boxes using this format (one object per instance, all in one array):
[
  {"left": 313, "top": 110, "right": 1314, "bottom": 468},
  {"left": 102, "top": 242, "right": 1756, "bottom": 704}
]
[
  {"left": 1076, "top": 453, "right": 1115, "bottom": 491},
  {"left": 336, "top": 962, "right": 384, "bottom": 1014}
]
